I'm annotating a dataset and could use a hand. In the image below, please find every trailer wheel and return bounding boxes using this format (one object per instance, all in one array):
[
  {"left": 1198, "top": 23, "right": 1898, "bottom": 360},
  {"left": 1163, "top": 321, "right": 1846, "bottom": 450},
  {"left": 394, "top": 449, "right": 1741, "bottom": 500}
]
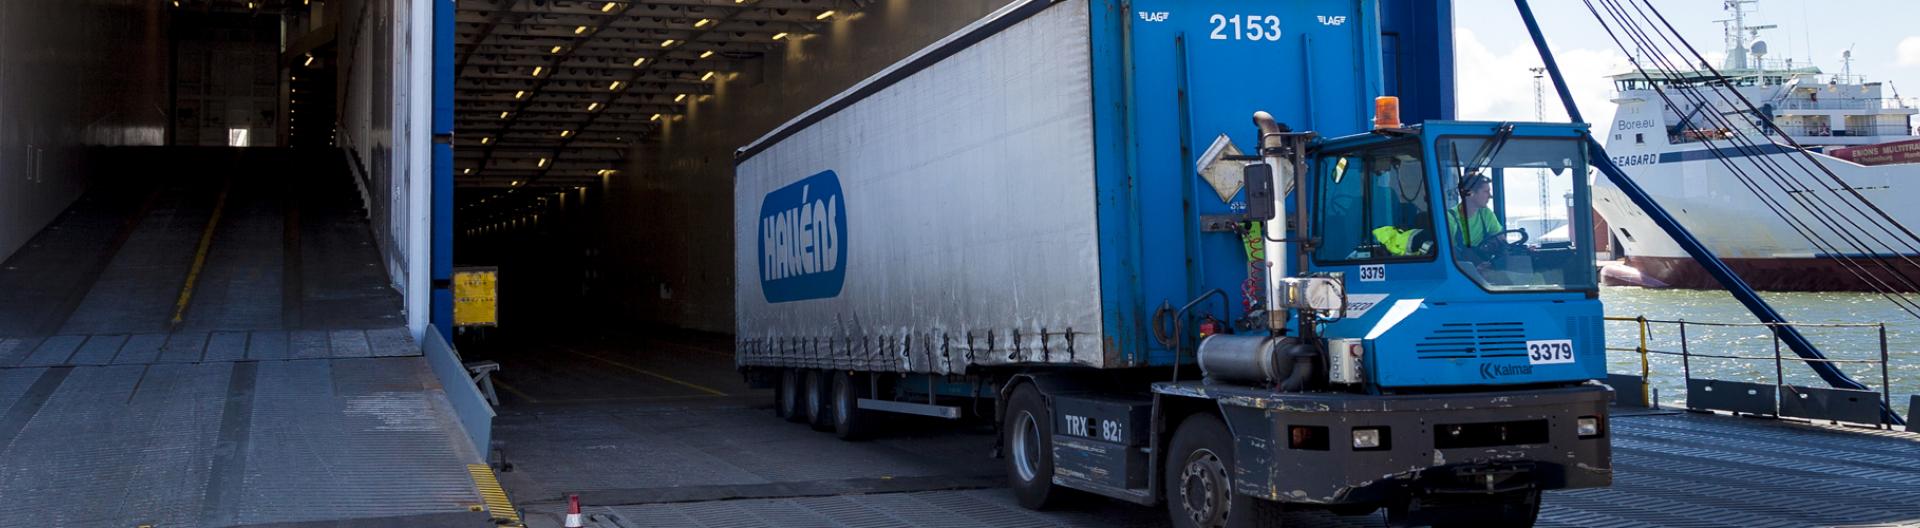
[
  {"left": 831, "top": 371, "right": 872, "bottom": 440},
  {"left": 778, "top": 369, "right": 805, "bottom": 423},
  {"left": 1165, "top": 414, "right": 1285, "bottom": 528},
  {"left": 804, "top": 370, "right": 835, "bottom": 431},
  {"left": 1004, "top": 384, "right": 1061, "bottom": 510}
]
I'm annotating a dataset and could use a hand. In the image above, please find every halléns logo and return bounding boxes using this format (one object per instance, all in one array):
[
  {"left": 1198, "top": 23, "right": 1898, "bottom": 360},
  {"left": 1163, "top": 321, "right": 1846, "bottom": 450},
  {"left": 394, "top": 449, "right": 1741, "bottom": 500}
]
[{"left": 758, "top": 170, "right": 848, "bottom": 303}]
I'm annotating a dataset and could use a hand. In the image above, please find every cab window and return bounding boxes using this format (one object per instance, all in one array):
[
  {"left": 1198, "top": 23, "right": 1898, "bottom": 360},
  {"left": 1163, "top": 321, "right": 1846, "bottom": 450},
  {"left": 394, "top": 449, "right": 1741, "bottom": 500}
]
[
  {"left": 1439, "top": 136, "right": 1597, "bottom": 292},
  {"left": 1314, "top": 140, "right": 1434, "bottom": 263}
]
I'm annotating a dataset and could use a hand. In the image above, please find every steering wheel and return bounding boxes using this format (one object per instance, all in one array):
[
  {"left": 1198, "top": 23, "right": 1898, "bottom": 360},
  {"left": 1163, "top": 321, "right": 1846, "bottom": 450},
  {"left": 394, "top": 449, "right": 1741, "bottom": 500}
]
[{"left": 1471, "top": 228, "right": 1530, "bottom": 258}]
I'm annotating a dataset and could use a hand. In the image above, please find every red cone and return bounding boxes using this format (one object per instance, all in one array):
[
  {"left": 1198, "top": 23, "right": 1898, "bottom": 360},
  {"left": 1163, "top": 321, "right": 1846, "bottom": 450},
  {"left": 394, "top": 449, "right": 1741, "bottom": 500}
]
[{"left": 565, "top": 493, "right": 583, "bottom": 528}]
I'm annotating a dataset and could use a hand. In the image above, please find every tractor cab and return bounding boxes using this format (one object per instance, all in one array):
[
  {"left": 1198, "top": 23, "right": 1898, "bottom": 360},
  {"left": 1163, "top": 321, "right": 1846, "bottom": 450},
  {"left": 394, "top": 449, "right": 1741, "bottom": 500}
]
[{"left": 1303, "top": 121, "right": 1606, "bottom": 390}]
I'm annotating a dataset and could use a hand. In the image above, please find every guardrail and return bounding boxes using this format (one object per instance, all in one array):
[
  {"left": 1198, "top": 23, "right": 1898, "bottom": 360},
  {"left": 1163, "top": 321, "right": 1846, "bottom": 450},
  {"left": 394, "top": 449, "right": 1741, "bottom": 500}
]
[{"left": 1605, "top": 316, "right": 1901, "bottom": 429}]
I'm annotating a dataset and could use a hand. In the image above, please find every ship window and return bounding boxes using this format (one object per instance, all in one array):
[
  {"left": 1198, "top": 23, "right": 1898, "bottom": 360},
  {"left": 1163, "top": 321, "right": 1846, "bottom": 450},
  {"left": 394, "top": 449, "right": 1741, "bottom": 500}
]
[
  {"left": 1635, "top": 133, "right": 1645, "bottom": 144},
  {"left": 1618, "top": 228, "right": 1635, "bottom": 242}
]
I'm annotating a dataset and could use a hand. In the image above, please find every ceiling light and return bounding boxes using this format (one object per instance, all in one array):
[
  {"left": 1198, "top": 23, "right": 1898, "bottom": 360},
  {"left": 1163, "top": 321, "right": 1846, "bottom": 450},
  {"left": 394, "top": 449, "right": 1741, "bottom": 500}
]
[
  {"left": 816, "top": 10, "right": 835, "bottom": 20},
  {"left": 514, "top": 90, "right": 526, "bottom": 99},
  {"left": 772, "top": 32, "right": 788, "bottom": 40},
  {"left": 609, "top": 81, "right": 622, "bottom": 91},
  {"left": 694, "top": 19, "right": 711, "bottom": 28},
  {"left": 587, "top": 102, "right": 602, "bottom": 111},
  {"left": 602, "top": 2, "right": 617, "bottom": 12},
  {"left": 674, "top": 94, "right": 687, "bottom": 102},
  {"left": 481, "top": 137, "right": 493, "bottom": 145},
  {"left": 500, "top": 111, "right": 511, "bottom": 119},
  {"left": 651, "top": 114, "right": 662, "bottom": 121},
  {"left": 551, "top": 45, "right": 563, "bottom": 54},
  {"left": 632, "top": 57, "right": 646, "bottom": 66},
  {"left": 701, "top": 71, "right": 715, "bottom": 81},
  {"left": 575, "top": 26, "right": 589, "bottom": 35},
  {"left": 561, "top": 130, "right": 574, "bottom": 137},
  {"left": 303, "top": 55, "right": 315, "bottom": 67},
  {"left": 512, "top": 180, "right": 522, "bottom": 186},
  {"left": 538, "top": 158, "right": 550, "bottom": 167},
  {"left": 662, "top": 39, "right": 677, "bottom": 47},
  {"left": 463, "top": 168, "right": 474, "bottom": 175},
  {"left": 531, "top": 66, "right": 543, "bottom": 77},
  {"left": 699, "top": 50, "right": 714, "bottom": 59}
]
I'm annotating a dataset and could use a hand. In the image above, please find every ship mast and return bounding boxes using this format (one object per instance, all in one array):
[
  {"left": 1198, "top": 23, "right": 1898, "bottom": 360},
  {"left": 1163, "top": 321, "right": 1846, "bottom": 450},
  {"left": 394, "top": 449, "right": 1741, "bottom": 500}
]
[{"left": 1718, "top": 0, "right": 1775, "bottom": 71}]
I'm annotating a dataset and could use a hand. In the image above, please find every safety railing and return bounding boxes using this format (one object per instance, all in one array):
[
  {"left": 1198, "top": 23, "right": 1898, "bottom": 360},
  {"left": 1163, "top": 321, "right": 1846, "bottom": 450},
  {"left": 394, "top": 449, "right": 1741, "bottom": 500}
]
[
  {"left": 1604, "top": 316, "right": 1901, "bottom": 428},
  {"left": 1773, "top": 98, "right": 1910, "bottom": 111}
]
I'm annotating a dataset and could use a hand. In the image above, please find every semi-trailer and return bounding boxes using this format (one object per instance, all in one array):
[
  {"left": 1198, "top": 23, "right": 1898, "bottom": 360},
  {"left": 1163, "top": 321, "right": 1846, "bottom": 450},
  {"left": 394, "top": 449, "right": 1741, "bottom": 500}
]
[{"left": 733, "top": 1, "right": 1611, "bottom": 526}]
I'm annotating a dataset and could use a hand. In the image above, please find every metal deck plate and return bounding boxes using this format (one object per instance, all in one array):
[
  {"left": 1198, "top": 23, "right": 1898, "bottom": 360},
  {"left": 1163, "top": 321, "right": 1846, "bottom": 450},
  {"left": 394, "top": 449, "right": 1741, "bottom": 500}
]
[
  {"left": 0, "top": 350, "right": 489, "bottom": 527},
  {"left": 529, "top": 411, "right": 1920, "bottom": 528}
]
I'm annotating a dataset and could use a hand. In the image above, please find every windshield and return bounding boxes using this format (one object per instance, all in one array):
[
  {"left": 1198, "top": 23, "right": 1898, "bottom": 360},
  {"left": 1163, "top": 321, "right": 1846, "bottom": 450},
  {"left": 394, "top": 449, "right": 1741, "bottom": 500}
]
[{"left": 1439, "top": 136, "right": 1596, "bottom": 292}]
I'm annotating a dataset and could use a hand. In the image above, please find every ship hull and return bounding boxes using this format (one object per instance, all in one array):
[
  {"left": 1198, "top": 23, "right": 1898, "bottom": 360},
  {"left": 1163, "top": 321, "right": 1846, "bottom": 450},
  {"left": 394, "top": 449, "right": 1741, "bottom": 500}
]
[
  {"left": 1592, "top": 146, "right": 1920, "bottom": 292},
  {"left": 1605, "top": 255, "right": 1920, "bottom": 291}
]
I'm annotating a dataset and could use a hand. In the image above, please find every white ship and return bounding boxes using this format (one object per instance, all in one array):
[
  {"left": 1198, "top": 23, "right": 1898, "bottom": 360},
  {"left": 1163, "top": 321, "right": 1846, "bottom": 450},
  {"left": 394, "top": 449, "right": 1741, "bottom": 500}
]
[{"left": 1593, "top": 0, "right": 1920, "bottom": 291}]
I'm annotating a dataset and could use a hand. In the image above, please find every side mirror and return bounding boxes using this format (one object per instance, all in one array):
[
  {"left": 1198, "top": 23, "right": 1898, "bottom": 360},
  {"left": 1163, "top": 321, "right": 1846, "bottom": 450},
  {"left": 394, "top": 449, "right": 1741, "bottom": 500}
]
[{"left": 1243, "top": 163, "right": 1276, "bottom": 221}]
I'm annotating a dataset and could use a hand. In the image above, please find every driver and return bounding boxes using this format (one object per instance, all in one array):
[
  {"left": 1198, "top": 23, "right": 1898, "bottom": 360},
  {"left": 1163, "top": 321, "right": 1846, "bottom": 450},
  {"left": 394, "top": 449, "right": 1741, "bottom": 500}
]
[{"left": 1449, "top": 173, "right": 1504, "bottom": 250}]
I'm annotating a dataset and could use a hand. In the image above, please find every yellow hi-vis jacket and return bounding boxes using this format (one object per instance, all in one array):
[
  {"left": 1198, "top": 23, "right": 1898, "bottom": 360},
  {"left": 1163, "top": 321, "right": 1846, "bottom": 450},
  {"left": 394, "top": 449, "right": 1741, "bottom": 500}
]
[
  {"left": 1371, "top": 226, "right": 1427, "bottom": 256},
  {"left": 1447, "top": 205, "right": 1504, "bottom": 247}
]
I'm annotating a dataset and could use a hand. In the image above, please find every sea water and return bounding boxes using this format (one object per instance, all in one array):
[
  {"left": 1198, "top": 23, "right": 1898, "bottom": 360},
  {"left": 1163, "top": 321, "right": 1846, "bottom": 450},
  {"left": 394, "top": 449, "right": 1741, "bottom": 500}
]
[{"left": 1600, "top": 286, "right": 1918, "bottom": 420}]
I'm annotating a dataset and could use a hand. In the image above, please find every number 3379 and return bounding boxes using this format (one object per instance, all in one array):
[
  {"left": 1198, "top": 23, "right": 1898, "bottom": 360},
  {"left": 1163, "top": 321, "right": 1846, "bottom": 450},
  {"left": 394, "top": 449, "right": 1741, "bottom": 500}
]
[
  {"left": 1209, "top": 14, "right": 1283, "bottom": 42},
  {"left": 1527, "top": 340, "right": 1575, "bottom": 365}
]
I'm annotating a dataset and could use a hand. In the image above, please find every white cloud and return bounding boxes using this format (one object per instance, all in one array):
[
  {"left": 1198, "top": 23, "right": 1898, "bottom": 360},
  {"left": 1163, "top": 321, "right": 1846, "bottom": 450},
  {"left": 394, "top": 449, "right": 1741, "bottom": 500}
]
[
  {"left": 1454, "top": 28, "right": 1628, "bottom": 139},
  {"left": 1897, "top": 36, "right": 1920, "bottom": 66}
]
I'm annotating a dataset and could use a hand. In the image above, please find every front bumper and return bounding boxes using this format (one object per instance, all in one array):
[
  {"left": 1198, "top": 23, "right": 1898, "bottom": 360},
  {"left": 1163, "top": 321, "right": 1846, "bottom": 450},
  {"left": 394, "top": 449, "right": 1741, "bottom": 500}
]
[{"left": 1152, "top": 382, "right": 1612, "bottom": 505}]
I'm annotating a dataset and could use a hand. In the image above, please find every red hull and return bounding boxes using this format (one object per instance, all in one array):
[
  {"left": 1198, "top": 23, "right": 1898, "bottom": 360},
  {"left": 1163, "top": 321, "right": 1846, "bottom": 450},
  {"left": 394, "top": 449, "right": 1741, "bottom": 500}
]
[{"left": 1615, "top": 255, "right": 1920, "bottom": 292}]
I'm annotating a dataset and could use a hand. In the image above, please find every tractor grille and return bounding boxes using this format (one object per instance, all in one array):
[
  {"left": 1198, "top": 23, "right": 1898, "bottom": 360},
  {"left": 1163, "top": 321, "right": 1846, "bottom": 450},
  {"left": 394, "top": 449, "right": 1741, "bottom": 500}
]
[{"left": 1414, "top": 322, "right": 1527, "bottom": 359}]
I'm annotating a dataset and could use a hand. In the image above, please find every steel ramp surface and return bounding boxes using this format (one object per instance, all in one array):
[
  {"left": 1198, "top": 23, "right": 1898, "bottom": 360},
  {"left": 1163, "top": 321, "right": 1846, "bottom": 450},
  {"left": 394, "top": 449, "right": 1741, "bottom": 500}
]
[{"left": 0, "top": 329, "right": 493, "bottom": 527}]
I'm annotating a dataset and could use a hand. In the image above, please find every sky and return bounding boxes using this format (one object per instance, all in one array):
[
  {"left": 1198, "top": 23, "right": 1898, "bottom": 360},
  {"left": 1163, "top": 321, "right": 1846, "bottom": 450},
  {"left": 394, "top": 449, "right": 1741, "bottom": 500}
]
[{"left": 1453, "top": 0, "right": 1920, "bottom": 140}]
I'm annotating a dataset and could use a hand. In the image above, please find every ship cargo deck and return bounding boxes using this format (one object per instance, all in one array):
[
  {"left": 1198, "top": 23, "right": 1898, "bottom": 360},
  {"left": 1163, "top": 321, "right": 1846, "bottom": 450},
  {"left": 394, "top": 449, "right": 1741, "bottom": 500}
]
[{"left": 0, "top": 150, "right": 495, "bottom": 527}]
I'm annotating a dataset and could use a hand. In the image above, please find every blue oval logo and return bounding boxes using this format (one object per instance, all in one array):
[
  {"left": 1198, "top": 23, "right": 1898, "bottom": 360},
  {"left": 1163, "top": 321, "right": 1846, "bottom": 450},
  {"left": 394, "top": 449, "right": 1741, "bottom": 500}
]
[{"left": 757, "top": 170, "right": 848, "bottom": 303}]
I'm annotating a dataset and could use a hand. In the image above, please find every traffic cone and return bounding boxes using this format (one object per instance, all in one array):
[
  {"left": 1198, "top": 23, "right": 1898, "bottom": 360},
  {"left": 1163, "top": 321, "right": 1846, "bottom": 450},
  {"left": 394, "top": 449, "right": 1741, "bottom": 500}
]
[{"left": 565, "top": 494, "right": 583, "bottom": 528}]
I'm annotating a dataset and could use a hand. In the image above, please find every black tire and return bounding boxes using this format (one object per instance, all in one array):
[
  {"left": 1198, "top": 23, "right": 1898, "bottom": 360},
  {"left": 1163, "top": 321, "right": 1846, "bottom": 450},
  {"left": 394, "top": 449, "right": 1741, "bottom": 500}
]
[
  {"left": 1003, "top": 384, "right": 1061, "bottom": 510},
  {"left": 804, "top": 370, "right": 834, "bottom": 431},
  {"left": 831, "top": 371, "right": 872, "bottom": 440},
  {"left": 1165, "top": 414, "right": 1285, "bottom": 528},
  {"left": 778, "top": 369, "right": 805, "bottom": 423}
]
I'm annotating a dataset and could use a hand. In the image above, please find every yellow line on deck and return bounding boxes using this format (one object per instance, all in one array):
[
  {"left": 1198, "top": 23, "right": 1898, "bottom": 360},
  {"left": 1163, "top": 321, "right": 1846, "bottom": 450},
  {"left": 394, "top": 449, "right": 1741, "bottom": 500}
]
[
  {"left": 170, "top": 179, "right": 233, "bottom": 326},
  {"left": 567, "top": 347, "right": 730, "bottom": 396},
  {"left": 491, "top": 378, "right": 542, "bottom": 404}
]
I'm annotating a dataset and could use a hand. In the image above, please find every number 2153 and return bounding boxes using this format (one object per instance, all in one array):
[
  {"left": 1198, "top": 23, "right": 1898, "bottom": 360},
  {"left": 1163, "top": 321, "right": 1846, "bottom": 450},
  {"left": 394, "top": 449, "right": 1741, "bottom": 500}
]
[{"left": 1209, "top": 14, "right": 1283, "bottom": 42}]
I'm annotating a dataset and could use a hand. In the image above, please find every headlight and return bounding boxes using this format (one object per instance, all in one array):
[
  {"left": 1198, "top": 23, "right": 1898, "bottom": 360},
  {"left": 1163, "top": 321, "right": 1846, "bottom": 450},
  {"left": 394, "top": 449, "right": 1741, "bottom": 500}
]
[
  {"left": 1351, "top": 427, "right": 1388, "bottom": 450},
  {"left": 1576, "top": 416, "right": 1602, "bottom": 438}
]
